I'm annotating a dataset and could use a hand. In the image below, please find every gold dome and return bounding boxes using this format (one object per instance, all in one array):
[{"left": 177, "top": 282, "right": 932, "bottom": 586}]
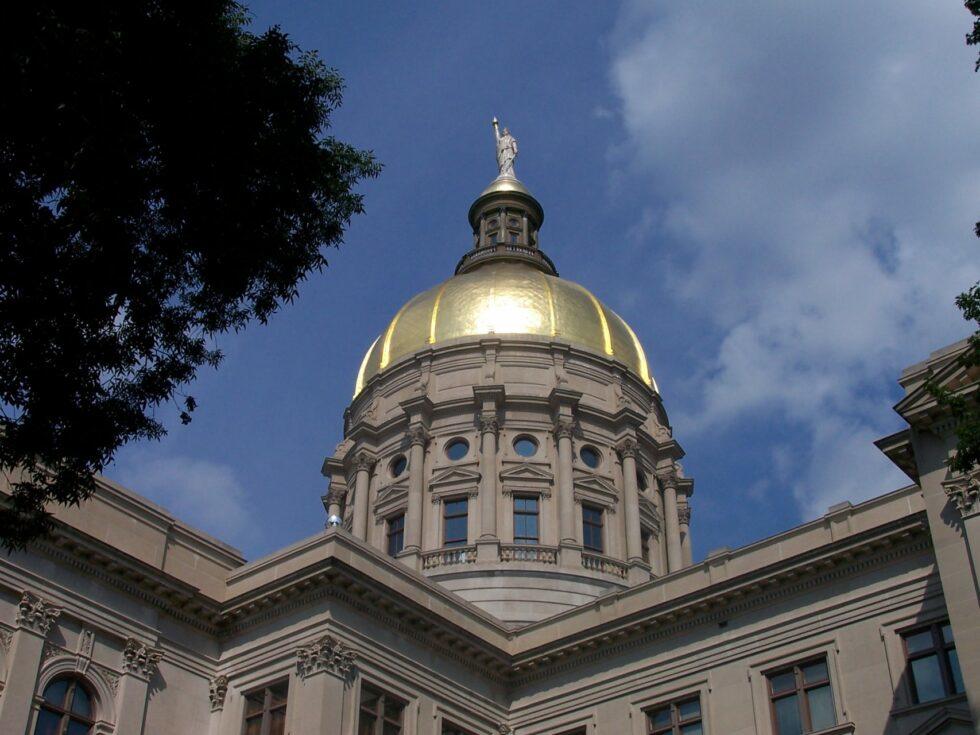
[{"left": 354, "top": 261, "right": 656, "bottom": 396}]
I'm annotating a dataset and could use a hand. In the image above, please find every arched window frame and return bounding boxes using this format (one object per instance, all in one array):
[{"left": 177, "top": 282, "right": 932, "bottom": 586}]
[{"left": 34, "top": 655, "right": 117, "bottom": 734}]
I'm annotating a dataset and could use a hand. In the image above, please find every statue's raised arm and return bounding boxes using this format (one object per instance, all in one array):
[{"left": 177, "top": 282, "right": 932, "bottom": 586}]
[{"left": 492, "top": 116, "right": 518, "bottom": 178}]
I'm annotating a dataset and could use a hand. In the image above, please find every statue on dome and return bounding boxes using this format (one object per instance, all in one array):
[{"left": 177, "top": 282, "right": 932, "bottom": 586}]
[{"left": 492, "top": 117, "right": 518, "bottom": 178}]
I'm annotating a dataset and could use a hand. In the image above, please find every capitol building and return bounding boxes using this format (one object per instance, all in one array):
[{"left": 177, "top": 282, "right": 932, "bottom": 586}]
[{"left": 0, "top": 128, "right": 978, "bottom": 735}]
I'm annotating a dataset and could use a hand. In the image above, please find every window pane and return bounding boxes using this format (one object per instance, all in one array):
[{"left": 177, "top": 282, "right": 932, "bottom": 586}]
[
  {"left": 941, "top": 623, "right": 954, "bottom": 645},
  {"left": 648, "top": 705, "right": 671, "bottom": 728},
  {"left": 904, "top": 630, "right": 934, "bottom": 654},
  {"left": 269, "top": 708, "right": 287, "bottom": 735},
  {"left": 34, "top": 709, "right": 62, "bottom": 735},
  {"left": 807, "top": 685, "right": 836, "bottom": 731},
  {"left": 801, "top": 660, "right": 828, "bottom": 684},
  {"left": 445, "top": 499, "right": 467, "bottom": 516},
  {"left": 358, "top": 713, "right": 377, "bottom": 735},
  {"left": 383, "top": 697, "right": 403, "bottom": 723},
  {"left": 245, "top": 692, "right": 265, "bottom": 715},
  {"left": 244, "top": 717, "right": 263, "bottom": 735},
  {"left": 383, "top": 723, "right": 402, "bottom": 735},
  {"left": 43, "top": 678, "right": 69, "bottom": 707},
  {"left": 269, "top": 681, "right": 288, "bottom": 705},
  {"left": 948, "top": 649, "right": 964, "bottom": 694},
  {"left": 773, "top": 694, "right": 803, "bottom": 735},
  {"left": 444, "top": 516, "right": 467, "bottom": 545},
  {"left": 70, "top": 685, "right": 92, "bottom": 718},
  {"left": 769, "top": 671, "right": 796, "bottom": 694},
  {"left": 66, "top": 720, "right": 92, "bottom": 735},
  {"left": 677, "top": 698, "right": 701, "bottom": 720},
  {"left": 910, "top": 654, "right": 945, "bottom": 702},
  {"left": 680, "top": 724, "right": 703, "bottom": 735}
]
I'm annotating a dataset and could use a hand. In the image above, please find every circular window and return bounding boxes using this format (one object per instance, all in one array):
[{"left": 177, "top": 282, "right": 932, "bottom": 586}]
[
  {"left": 579, "top": 446, "right": 601, "bottom": 469},
  {"left": 445, "top": 438, "right": 469, "bottom": 461},
  {"left": 389, "top": 455, "right": 408, "bottom": 478},
  {"left": 513, "top": 436, "right": 538, "bottom": 458}
]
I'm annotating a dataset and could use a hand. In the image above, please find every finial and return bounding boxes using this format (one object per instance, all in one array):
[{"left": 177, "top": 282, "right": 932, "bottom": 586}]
[{"left": 492, "top": 116, "right": 518, "bottom": 179}]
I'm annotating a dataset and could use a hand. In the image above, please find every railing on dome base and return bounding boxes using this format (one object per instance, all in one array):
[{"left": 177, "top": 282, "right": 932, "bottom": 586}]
[
  {"left": 422, "top": 546, "right": 476, "bottom": 570},
  {"left": 581, "top": 551, "right": 629, "bottom": 579},
  {"left": 500, "top": 544, "right": 558, "bottom": 564}
]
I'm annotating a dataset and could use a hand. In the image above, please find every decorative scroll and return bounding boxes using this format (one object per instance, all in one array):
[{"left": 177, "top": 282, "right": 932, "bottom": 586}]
[
  {"left": 16, "top": 591, "right": 62, "bottom": 636},
  {"left": 122, "top": 637, "right": 162, "bottom": 678},
  {"left": 295, "top": 635, "right": 356, "bottom": 680}
]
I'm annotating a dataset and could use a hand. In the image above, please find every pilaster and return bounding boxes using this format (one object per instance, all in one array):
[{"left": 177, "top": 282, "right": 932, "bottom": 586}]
[
  {"left": 116, "top": 637, "right": 162, "bottom": 735},
  {"left": 552, "top": 387, "right": 583, "bottom": 571},
  {"left": 347, "top": 451, "right": 377, "bottom": 541},
  {"left": 474, "top": 386, "right": 505, "bottom": 561},
  {"left": 291, "top": 636, "right": 356, "bottom": 735},
  {"left": 657, "top": 464, "right": 683, "bottom": 573},
  {"left": 0, "top": 592, "right": 62, "bottom": 734}
]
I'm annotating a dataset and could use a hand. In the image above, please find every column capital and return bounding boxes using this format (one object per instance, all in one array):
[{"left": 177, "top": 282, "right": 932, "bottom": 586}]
[
  {"left": 656, "top": 464, "right": 679, "bottom": 489},
  {"left": 553, "top": 417, "right": 577, "bottom": 440},
  {"left": 678, "top": 505, "right": 692, "bottom": 525},
  {"left": 616, "top": 437, "right": 639, "bottom": 459},
  {"left": 122, "top": 637, "right": 162, "bottom": 679},
  {"left": 209, "top": 675, "right": 229, "bottom": 712},
  {"left": 943, "top": 468, "right": 980, "bottom": 519},
  {"left": 16, "top": 591, "right": 61, "bottom": 636},
  {"left": 296, "top": 635, "right": 356, "bottom": 681},
  {"left": 479, "top": 413, "right": 500, "bottom": 436},
  {"left": 407, "top": 424, "right": 430, "bottom": 447},
  {"left": 347, "top": 450, "right": 377, "bottom": 474}
]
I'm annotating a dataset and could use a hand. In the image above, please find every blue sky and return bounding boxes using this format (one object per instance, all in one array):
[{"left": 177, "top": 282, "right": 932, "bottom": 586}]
[{"left": 110, "top": 1, "right": 980, "bottom": 562}]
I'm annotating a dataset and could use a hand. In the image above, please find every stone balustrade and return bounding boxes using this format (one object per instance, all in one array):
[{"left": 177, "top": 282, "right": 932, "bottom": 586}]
[
  {"left": 581, "top": 551, "right": 629, "bottom": 579},
  {"left": 500, "top": 544, "right": 559, "bottom": 564},
  {"left": 422, "top": 546, "right": 477, "bottom": 570}
]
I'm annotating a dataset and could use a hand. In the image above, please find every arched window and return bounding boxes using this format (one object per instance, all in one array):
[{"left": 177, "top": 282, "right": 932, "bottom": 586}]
[{"left": 35, "top": 675, "right": 95, "bottom": 735}]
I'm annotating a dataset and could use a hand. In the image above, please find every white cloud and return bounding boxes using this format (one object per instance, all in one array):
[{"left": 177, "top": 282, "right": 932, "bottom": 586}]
[
  {"left": 608, "top": 1, "right": 980, "bottom": 516},
  {"left": 112, "top": 454, "right": 255, "bottom": 545}
]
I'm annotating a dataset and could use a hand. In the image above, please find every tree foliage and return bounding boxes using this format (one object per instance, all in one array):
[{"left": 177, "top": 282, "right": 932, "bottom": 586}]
[
  {"left": 922, "top": 2, "right": 980, "bottom": 476},
  {"left": 0, "top": 2, "right": 380, "bottom": 548}
]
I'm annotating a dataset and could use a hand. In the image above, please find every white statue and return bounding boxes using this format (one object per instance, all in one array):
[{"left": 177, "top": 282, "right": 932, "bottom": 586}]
[{"left": 492, "top": 117, "right": 518, "bottom": 178}]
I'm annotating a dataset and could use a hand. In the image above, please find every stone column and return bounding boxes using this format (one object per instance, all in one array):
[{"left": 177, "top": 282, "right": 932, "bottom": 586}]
[
  {"left": 658, "top": 466, "right": 683, "bottom": 572},
  {"left": 116, "top": 637, "right": 162, "bottom": 735},
  {"left": 617, "top": 438, "right": 650, "bottom": 585},
  {"left": 291, "top": 636, "right": 356, "bottom": 735},
  {"left": 473, "top": 386, "right": 504, "bottom": 562},
  {"left": 551, "top": 388, "right": 582, "bottom": 569},
  {"left": 325, "top": 490, "right": 345, "bottom": 525},
  {"left": 349, "top": 452, "right": 375, "bottom": 541},
  {"left": 404, "top": 425, "right": 428, "bottom": 563},
  {"left": 679, "top": 503, "right": 693, "bottom": 566},
  {"left": 0, "top": 592, "right": 62, "bottom": 733}
]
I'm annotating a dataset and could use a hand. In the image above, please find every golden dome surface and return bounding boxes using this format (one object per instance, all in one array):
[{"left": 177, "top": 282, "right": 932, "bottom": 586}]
[{"left": 354, "top": 261, "right": 656, "bottom": 396}]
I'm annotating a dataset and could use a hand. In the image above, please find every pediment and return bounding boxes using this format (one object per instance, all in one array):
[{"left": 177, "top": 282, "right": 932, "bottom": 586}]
[
  {"left": 374, "top": 482, "right": 408, "bottom": 518},
  {"left": 499, "top": 462, "right": 554, "bottom": 483},
  {"left": 573, "top": 474, "right": 620, "bottom": 511},
  {"left": 429, "top": 464, "right": 482, "bottom": 490},
  {"left": 906, "top": 705, "right": 973, "bottom": 735},
  {"left": 639, "top": 495, "right": 661, "bottom": 530}
]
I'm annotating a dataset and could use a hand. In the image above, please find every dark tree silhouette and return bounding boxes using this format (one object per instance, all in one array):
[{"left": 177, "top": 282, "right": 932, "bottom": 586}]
[{"left": 0, "top": 2, "right": 380, "bottom": 548}]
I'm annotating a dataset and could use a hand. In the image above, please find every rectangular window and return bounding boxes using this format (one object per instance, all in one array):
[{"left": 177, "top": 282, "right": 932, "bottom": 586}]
[
  {"left": 582, "top": 504, "right": 604, "bottom": 552},
  {"left": 443, "top": 498, "right": 468, "bottom": 547},
  {"left": 442, "top": 723, "right": 475, "bottom": 735},
  {"left": 243, "top": 681, "right": 288, "bottom": 735},
  {"left": 641, "top": 530, "right": 651, "bottom": 564},
  {"left": 386, "top": 514, "right": 405, "bottom": 557},
  {"left": 513, "top": 495, "right": 539, "bottom": 544},
  {"left": 767, "top": 657, "right": 836, "bottom": 734},
  {"left": 645, "top": 695, "right": 702, "bottom": 735},
  {"left": 358, "top": 684, "right": 405, "bottom": 735},
  {"left": 902, "top": 620, "right": 964, "bottom": 703}
]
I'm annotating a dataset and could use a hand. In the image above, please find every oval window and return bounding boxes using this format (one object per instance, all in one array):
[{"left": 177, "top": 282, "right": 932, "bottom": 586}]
[
  {"left": 513, "top": 436, "right": 538, "bottom": 457},
  {"left": 445, "top": 438, "right": 469, "bottom": 461},
  {"left": 390, "top": 455, "right": 408, "bottom": 478},
  {"left": 579, "top": 446, "right": 601, "bottom": 469}
]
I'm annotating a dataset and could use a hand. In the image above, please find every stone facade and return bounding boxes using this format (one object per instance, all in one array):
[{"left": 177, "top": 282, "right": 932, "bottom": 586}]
[{"left": 0, "top": 168, "right": 977, "bottom": 734}]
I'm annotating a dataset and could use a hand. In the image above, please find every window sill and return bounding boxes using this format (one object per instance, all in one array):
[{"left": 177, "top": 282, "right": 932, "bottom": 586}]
[
  {"left": 890, "top": 693, "right": 967, "bottom": 718},
  {"left": 809, "top": 724, "right": 854, "bottom": 735}
]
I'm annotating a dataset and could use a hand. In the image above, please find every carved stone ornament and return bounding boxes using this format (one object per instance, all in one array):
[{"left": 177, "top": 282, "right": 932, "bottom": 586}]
[
  {"left": 209, "top": 675, "right": 229, "bottom": 712},
  {"left": 296, "top": 635, "right": 356, "bottom": 680},
  {"left": 678, "top": 505, "right": 692, "bottom": 525},
  {"left": 122, "top": 637, "right": 162, "bottom": 678},
  {"left": 408, "top": 424, "right": 429, "bottom": 447},
  {"left": 656, "top": 465, "right": 679, "bottom": 489},
  {"left": 350, "top": 451, "right": 376, "bottom": 473},
  {"left": 16, "top": 591, "right": 62, "bottom": 636},
  {"left": 616, "top": 437, "right": 638, "bottom": 459},
  {"left": 553, "top": 418, "right": 576, "bottom": 440},
  {"left": 0, "top": 626, "right": 12, "bottom": 653},
  {"left": 479, "top": 414, "right": 499, "bottom": 436},
  {"left": 943, "top": 468, "right": 980, "bottom": 519}
]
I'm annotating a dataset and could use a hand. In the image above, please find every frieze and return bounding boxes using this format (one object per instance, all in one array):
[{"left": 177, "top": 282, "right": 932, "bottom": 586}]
[
  {"left": 122, "top": 637, "right": 162, "bottom": 678},
  {"left": 296, "top": 635, "right": 356, "bottom": 680},
  {"left": 16, "top": 591, "right": 62, "bottom": 636},
  {"left": 209, "top": 675, "right": 229, "bottom": 712}
]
